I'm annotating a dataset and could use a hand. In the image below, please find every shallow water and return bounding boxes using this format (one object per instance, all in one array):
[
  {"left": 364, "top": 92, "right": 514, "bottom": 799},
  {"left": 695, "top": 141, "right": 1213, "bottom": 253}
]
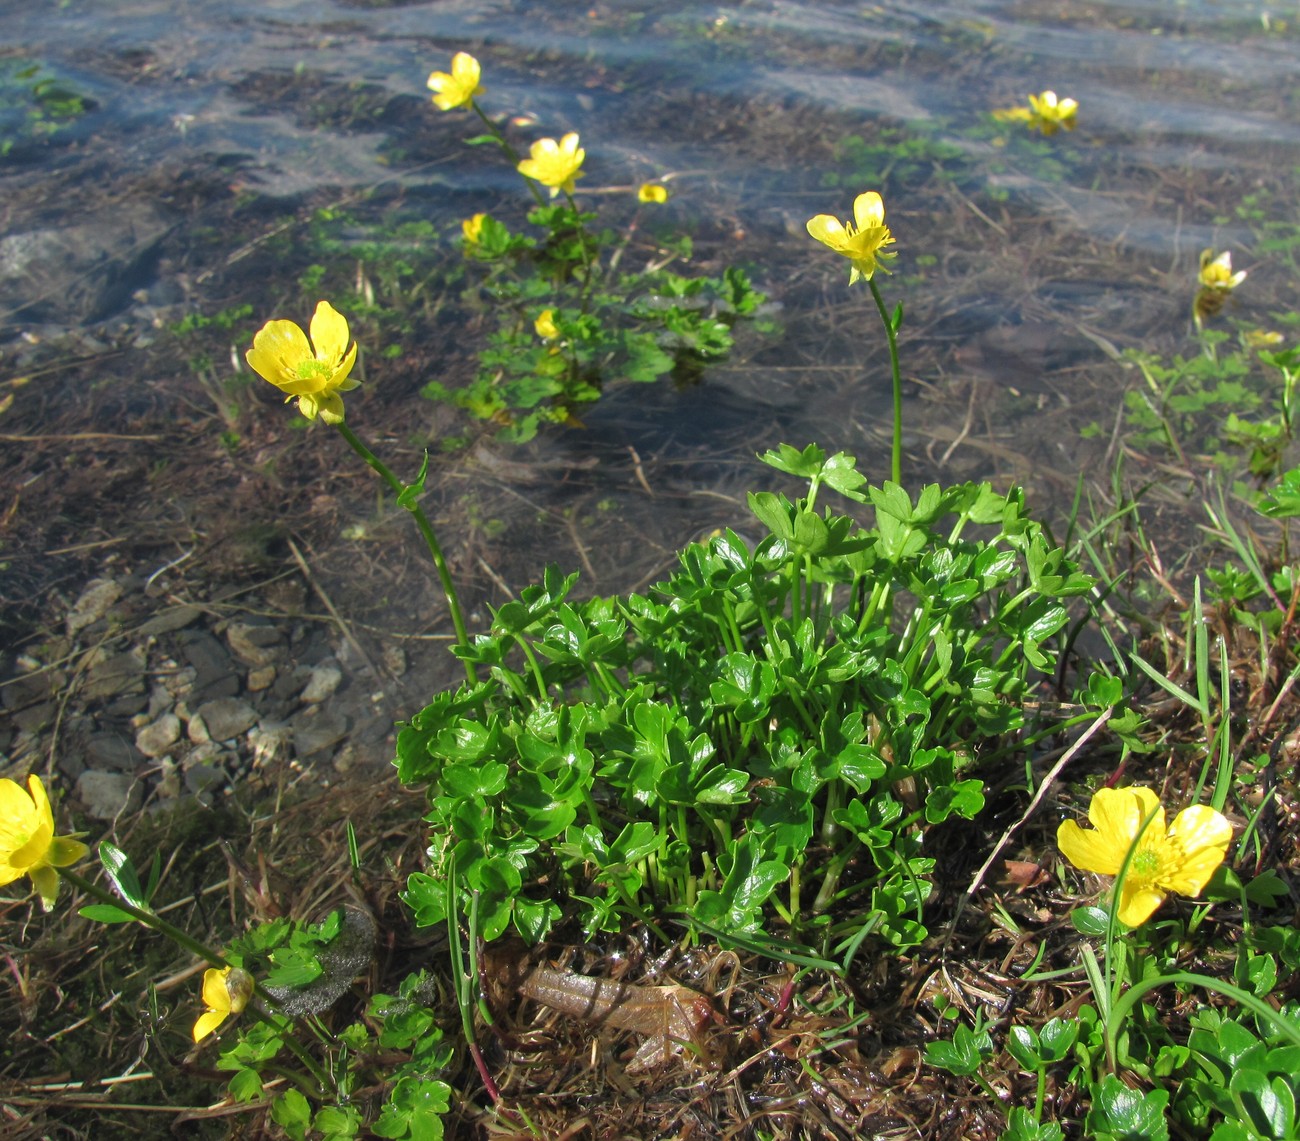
[{"left": 3, "top": 0, "right": 1299, "bottom": 614}]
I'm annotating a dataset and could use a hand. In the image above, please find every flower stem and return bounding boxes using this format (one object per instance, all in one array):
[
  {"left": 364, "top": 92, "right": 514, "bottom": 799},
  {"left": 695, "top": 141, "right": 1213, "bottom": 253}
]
[
  {"left": 867, "top": 276, "right": 903, "bottom": 485},
  {"left": 470, "top": 101, "right": 547, "bottom": 210},
  {"left": 334, "top": 422, "right": 477, "bottom": 684},
  {"left": 59, "top": 867, "right": 227, "bottom": 968}
]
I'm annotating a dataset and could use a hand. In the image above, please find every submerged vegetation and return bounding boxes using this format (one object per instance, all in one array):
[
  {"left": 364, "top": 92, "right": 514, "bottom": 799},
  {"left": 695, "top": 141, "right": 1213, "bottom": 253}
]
[{"left": 4, "top": 14, "right": 1300, "bottom": 1141}]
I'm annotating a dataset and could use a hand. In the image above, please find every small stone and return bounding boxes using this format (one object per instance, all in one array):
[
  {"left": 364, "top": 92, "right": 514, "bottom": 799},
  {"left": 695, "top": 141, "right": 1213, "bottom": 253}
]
[
  {"left": 155, "top": 757, "right": 182, "bottom": 799},
  {"left": 184, "top": 741, "right": 222, "bottom": 766},
  {"left": 67, "top": 579, "right": 123, "bottom": 637},
  {"left": 188, "top": 713, "right": 211, "bottom": 744},
  {"left": 135, "top": 712, "right": 182, "bottom": 758},
  {"left": 300, "top": 662, "right": 343, "bottom": 704},
  {"left": 247, "top": 665, "right": 277, "bottom": 692},
  {"left": 76, "top": 770, "right": 143, "bottom": 820},
  {"left": 147, "top": 684, "right": 174, "bottom": 719},
  {"left": 381, "top": 644, "right": 407, "bottom": 676},
  {"left": 2, "top": 668, "right": 57, "bottom": 711},
  {"left": 102, "top": 692, "right": 149, "bottom": 718},
  {"left": 11, "top": 702, "right": 55, "bottom": 734},
  {"left": 332, "top": 743, "right": 359, "bottom": 774},
  {"left": 194, "top": 696, "right": 258, "bottom": 742},
  {"left": 136, "top": 605, "right": 202, "bottom": 636},
  {"left": 184, "top": 761, "right": 227, "bottom": 803},
  {"left": 291, "top": 707, "right": 349, "bottom": 759},
  {"left": 163, "top": 666, "right": 198, "bottom": 700},
  {"left": 179, "top": 631, "right": 239, "bottom": 700},
  {"left": 226, "top": 620, "right": 283, "bottom": 667},
  {"left": 249, "top": 722, "right": 292, "bottom": 767},
  {"left": 82, "top": 647, "right": 147, "bottom": 701},
  {"left": 84, "top": 731, "right": 140, "bottom": 772}
]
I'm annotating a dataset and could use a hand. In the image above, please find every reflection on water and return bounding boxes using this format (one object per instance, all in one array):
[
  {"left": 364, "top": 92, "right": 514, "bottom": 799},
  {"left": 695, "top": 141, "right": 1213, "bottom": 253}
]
[{"left": 2, "top": 0, "right": 1298, "bottom": 602}]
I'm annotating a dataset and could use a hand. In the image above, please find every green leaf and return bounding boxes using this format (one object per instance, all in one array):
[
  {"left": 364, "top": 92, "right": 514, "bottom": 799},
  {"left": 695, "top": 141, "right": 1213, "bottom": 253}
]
[
  {"left": 1244, "top": 868, "right": 1290, "bottom": 908},
  {"left": 1037, "top": 1017, "right": 1079, "bottom": 1063},
  {"left": 759, "top": 442, "right": 825, "bottom": 478},
  {"left": 396, "top": 451, "right": 430, "bottom": 510},
  {"left": 748, "top": 490, "right": 796, "bottom": 540},
  {"left": 1000, "top": 1107, "right": 1063, "bottom": 1141},
  {"left": 1229, "top": 1069, "right": 1295, "bottom": 1139},
  {"left": 924, "top": 779, "right": 984, "bottom": 823},
  {"left": 271, "top": 1089, "right": 312, "bottom": 1141},
  {"left": 821, "top": 452, "right": 868, "bottom": 500},
  {"left": 373, "top": 1076, "right": 451, "bottom": 1140},
  {"left": 693, "top": 836, "right": 789, "bottom": 934},
  {"left": 77, "top": 903, "right": 137, "bottom": 924},
  {"left": 1085, "top": 1074, "right": 1169, "bottom": 1141},
  {"left": 1071, "top": 906, "right": 1111, "bottom": 937},
  {"left": 314, "top": 1104, "right": 363, "bottom": 1140},
  {"left": 924, "top": 1025, "right": 993, "bottom": 1077},
  {"left": 97, "top": 841, "right": 150, "bottom": 911},
  {"left": 1006, "top": 1025, "right": 1041, "bottom": 1070},
  {"left": 227, "top": 1066, "right": 264, "bottom": 1104}
]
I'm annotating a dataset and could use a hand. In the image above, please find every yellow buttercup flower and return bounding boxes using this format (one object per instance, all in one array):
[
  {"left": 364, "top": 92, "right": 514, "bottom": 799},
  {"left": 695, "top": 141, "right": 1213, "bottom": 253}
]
[
  {"left": 517, "top": 132, "right": 585, "bottom": 197},
  {"left": 1199, "top": 249, "right": 1246, "bottom": 292},
  {"left": 994, "top": 90, "right": 1078, "bottom": 135},
  {"left": 462, "top": 213, "right": 487, "bottom": 244},
  {"left": 637, "top": 183, "right": 669, "bottom": 204},
  {"left": 0, "top": 774, "right": 88, "bottom": 911},
  {"left": 192, "top": 966, "right": 254, "bottom": 1043},
  {"left": 245, "top": 301, "right": 360, "bottom": 425},
  {"left": 427, "top": 52, "right": 483, "bottom": 111},
  {"left": 806, "top": 190, "right": 897, "bottom": 284},
  {"left": 1245, "top": 329, "right": 1284, "bottom": 350},
  {"left": 534, "top": 309, "right": 560, "bottom": 340},
  {"left": 1027, "top": 90, "right": 1077, "bottom": 135},
  {"left": 1057, "top": 786, "right": 1232, "bottom": 927}
]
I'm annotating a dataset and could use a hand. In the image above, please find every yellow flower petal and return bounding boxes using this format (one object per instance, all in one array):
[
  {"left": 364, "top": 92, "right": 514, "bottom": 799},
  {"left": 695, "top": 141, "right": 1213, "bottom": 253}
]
[
  {"left": 852, "top": 191, "right": 885, "bottom": 231},
  {"left": 1161, "top": 805, "right": 1232, "bottom": 894},
  {"left": 1057, "top": 818, "right": 1124, "bottom": 876},
  {"left": 246, "top": 320, "right": 317, "bottom": 394},
  {"left": 192, "top": 1008, "right": 228, "bottom": 1043},
  {"left": 1089, "top": 785, "right": 1164, "bottom": 849},
  {"left": 998, "top": 90, "right": 1077, "bottom": 135},
  {"left": 309, "top": 301, "right": 351, "bottom": 369},
  {"left": 194, "top": 966, "right": 253, "bottom": 1041},
  {"left": 1116, "top": 882, "right": 1167, "bottom": 928},
  {"left": 806, "top": 214, "right": 850, "bottom": 251},
  {"left": 202, "top": 967, "right": 234, "bottom": 1011},
  {"left": 637, "top": 183, "right": 669, "bottom": 204}
]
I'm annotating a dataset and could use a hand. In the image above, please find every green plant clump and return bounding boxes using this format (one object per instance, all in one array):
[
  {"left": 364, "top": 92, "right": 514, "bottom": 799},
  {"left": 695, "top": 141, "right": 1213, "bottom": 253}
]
[
  {"left": 426, "top": 211, "right": 766, "bottom": 442},
  {"left": 0, "top": 59, "right": 89, "bottom": 156},
  {"left": 395, "top": 442, "right": 1095, "bottom": 956}
]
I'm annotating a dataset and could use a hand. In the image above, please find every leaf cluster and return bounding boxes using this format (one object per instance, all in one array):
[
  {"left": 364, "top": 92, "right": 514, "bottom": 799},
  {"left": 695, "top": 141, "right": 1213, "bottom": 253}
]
[
  {"left": 396, "top": 445, "right": 1093, "bottom": 957},
  {"left": 426, "top": 204, "right": 768, "bottom": 441}
]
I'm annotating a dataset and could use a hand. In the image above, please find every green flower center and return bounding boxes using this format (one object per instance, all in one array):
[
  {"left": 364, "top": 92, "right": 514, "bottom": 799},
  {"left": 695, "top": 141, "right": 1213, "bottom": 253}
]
[
  {"left": 1130, "top": 848, "right": 1160, "bottom": 880},
  {"left": 296, "top": 359, "right": 333, "bottom": 382}
]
